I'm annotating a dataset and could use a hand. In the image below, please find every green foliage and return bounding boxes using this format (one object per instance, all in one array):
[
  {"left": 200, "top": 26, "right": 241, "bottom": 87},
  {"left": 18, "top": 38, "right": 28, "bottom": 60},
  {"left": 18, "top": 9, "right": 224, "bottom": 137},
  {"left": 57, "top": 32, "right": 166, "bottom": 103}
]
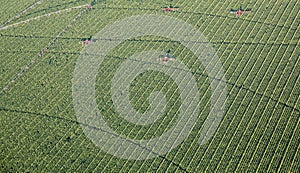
[{"left": 0, "top": 0, "right": 299, "bottom": 172}]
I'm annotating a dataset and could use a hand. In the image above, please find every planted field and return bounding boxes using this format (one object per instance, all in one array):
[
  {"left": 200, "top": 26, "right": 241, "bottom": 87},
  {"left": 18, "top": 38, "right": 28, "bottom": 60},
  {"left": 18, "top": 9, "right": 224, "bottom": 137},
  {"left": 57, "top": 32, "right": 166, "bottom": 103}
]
[{"left": 0, "top": 0, "right": 299, "bottom": 172}]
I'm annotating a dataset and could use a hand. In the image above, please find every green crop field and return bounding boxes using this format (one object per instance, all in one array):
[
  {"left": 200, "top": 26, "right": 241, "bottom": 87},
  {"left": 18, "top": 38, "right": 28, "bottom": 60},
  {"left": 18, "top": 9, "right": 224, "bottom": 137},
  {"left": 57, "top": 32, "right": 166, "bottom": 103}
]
[{"left": 0, "top": 0, "right": 299, "bottom": 172}]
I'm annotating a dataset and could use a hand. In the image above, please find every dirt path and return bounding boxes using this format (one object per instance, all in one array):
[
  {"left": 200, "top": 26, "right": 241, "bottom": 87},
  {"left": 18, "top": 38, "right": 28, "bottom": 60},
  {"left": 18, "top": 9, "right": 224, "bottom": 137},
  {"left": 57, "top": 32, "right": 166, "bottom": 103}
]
[
  {"left": 0, "top": 4, "right": 86, "bottom": 31},
  {"left": 0, "top": 0, "right": 42, "bottom": 29}
]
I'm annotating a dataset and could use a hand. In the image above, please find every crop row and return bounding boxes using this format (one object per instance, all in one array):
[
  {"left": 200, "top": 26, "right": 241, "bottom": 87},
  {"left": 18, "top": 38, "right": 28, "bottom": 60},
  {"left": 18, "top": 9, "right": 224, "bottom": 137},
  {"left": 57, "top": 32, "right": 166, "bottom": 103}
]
[{"left": 0, "top": 0, "right": 298, "bottom": 172}]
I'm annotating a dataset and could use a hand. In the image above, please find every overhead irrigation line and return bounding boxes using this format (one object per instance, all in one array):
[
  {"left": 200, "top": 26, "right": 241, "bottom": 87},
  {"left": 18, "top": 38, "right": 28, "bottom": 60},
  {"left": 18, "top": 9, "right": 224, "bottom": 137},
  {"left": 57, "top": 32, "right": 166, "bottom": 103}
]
[
  {"left": 0, "top": 4, "right": 297, "bottom": 32},
  {"left": 0, "top": 106, "right": 190, "bottom": 173},
  {"left": 91, "top": 6, "right": 298, "bottom": 31},
  {"left": 88, "top": 53, "right": 300, "bottom": 114},
  {"left": 0, "top": 0, "right": 42, "bottom": 29},
  {"left": 177, "top": 10, "right": 298, "bottom": 31},
  {"left": 0, "top": 47, "right": 298, "bottom": 113},
  {"left": 0, "top": 34, "right": 298, "bottom": 46},
  {"left": 0, "top": 4, "right": 87, "bottom": 31},
  {"left": 0, "top": 4, "right": 298, "bottom": 111}
]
